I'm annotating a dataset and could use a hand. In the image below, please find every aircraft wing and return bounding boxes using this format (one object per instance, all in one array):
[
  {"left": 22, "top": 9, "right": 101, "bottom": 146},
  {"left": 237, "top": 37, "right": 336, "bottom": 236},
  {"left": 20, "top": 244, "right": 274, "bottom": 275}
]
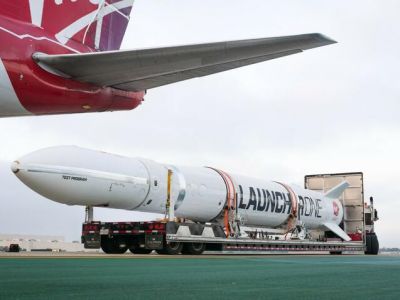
[{"left": 34, "top": 33, "right": 336, "bottom": 92}]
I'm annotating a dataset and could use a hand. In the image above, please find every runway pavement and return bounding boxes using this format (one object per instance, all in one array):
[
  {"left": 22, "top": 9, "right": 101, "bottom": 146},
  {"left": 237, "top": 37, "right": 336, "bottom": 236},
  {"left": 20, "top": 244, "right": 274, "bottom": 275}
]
[
  {"left": 0, "top": 251, "right": 373, "bottom": 258},
  {"left": 1, "top": 253, "right": 399, "bottom": 299}
]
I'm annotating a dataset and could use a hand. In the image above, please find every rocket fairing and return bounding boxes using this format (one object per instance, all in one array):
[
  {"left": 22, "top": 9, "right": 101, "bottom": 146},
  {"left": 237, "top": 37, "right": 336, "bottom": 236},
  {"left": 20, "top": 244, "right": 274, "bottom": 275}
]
[{"left": 11, "top": 146, "right": 351, "bottom": 241}]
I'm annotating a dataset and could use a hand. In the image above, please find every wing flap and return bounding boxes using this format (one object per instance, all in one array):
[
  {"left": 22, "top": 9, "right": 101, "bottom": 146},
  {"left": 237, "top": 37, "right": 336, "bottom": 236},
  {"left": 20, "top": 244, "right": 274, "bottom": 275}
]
[
  {"left": 114, "top": 50, "right": 300, "bottom": 91},
  {"left": 34, "top": 33, "right": 336, "bottom": 92}
]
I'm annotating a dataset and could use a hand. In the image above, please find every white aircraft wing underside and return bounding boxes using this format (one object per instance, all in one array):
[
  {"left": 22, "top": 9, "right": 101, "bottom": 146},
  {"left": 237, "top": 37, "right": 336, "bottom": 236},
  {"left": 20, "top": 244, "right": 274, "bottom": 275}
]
[{"left": 34, "top": 33, "right": 336, "bottom": 92}]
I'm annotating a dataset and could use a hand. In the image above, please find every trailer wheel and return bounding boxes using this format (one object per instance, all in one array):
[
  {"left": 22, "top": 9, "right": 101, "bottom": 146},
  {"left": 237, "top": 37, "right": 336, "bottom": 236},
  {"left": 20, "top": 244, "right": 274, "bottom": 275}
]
[
  {"left": 101, "top": 237, "right": 127, "bottom": 254},
  {"left": 156, "top": 242, "right": 183, "bottom": 255},
  {"left": 370, "top": 234, "right": 379, "bottom": 255},
  {"left": 365, "top": 234, "right": 372, "bottom": 254},
  {"left": 181, "top": 243, "right": 205, "bottom": 255},
  {"left": 365, "top": 233, "right": 379, "bottom": 255},
  {"left": 155, "top": 249, "right": 167, "bottom": 255},
  {"left": 129, "top": 247, "right": 153, "bottom": 254}
]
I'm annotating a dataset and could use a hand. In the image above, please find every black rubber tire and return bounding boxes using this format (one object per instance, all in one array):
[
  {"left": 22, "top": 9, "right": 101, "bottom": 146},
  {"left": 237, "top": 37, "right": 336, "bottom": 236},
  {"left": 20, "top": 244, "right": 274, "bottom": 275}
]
[
  {"left": 155, "top": 249, "right": 167, "bottom": 255},
  {"left": 329, "top": 251, "right": 342, "bottom": 255},
  {"left": 129, "top": 247, "right": 153, "bottom": 254},
  {"left": 101, "top": 237, "right": 127, "bottom": 254},
  {"left": 156, "top": 242, "right": 183, "bottom": 255},
  {"left": 181, "top": 243, "right": 205, "bottom": 255},
  {"left": 365, "top": 233, "right": 379, "bottom": 255},
  {"left": 365, "top": 234, "right": 372, "bottom": 254},
  {"left": 370, "top": 234, "right": 379, "bottom": 255}
]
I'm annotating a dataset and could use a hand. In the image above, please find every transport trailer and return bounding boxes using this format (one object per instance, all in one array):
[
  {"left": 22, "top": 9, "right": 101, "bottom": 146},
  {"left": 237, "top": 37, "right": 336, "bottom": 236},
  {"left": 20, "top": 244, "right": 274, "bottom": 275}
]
[
  {"left": 304, "top": 172, "right": 379, "bottom": 255},
  {"left": 81, "top": 172, "right": 379, "bottom": 255}
]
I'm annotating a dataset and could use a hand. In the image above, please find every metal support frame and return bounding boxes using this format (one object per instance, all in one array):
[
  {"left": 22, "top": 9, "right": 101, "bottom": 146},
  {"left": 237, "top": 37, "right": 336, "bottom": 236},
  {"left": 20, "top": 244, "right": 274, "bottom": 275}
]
[
  {"left": 206, "top": 167, "right": 239, "bottom": 238},
  {"left": 85, "top": 206, "right": 94, "bottom": 222},
  {"left": 166, "top": 169, "right": 175, "bottom": 221}
]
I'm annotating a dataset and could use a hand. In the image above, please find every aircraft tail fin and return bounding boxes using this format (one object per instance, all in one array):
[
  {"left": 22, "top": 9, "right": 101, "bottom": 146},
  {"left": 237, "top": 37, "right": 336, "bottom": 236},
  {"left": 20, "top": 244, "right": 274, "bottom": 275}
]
[
  {"left": 324, "top": 181, "right": 349, "bottom": 199},
  {"left": 1, "top": 1, "right": 135, "bottom": 52},
  {"left": 50, "top": 0, "right": 135, "bottom": 51}
]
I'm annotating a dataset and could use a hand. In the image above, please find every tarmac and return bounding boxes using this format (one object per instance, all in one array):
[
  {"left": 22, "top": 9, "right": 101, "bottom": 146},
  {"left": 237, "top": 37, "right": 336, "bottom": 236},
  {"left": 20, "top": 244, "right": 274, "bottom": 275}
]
[{"left": 0, "top": 253, "right": 399, "bottom": 299}]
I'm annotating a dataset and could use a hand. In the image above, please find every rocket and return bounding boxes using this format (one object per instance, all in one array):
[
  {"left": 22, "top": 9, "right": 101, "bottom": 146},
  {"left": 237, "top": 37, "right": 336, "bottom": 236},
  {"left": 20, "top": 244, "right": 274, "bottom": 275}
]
[{"left": 11, "top": 146, "right": 351, "bottom": 241}]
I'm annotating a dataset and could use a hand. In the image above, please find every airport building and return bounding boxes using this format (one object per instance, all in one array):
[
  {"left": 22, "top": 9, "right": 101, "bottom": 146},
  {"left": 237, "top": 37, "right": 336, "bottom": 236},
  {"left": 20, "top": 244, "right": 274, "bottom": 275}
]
[{"left": 0, "top": 234, "right": 96, "bottom": 252}]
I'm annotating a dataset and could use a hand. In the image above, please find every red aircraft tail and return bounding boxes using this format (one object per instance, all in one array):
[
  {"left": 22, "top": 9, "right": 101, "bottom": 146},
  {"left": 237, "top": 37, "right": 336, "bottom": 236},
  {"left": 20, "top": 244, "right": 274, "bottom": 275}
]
[{"left": 0, "top": 0, "right": 134, "bottom": 51}]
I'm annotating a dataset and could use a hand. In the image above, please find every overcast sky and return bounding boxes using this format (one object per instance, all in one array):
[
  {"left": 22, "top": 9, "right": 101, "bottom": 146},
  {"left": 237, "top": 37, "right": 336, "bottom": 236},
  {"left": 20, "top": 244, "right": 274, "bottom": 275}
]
[{"left": 0, "top": 0, "right": 399, "bottom": 247}]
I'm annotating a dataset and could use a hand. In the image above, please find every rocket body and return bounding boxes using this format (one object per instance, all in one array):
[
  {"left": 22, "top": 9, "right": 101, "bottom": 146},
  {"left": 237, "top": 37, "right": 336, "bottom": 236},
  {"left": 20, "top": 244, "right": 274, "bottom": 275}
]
[{"left": 12, "top": 146, "right": 346, "bottom": 235}]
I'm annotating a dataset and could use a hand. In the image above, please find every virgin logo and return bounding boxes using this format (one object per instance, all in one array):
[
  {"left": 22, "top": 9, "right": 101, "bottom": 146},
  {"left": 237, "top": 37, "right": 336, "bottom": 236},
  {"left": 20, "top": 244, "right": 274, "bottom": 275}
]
[{"left": 333, "top": 201, "right": 340, "bottom": 216}]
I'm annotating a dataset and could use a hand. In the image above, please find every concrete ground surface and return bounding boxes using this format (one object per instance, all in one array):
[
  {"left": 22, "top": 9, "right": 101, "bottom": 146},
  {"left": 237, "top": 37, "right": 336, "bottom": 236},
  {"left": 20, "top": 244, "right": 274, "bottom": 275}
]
[{"left": 0, "top": 254, "right": 399, "bottom": 299}]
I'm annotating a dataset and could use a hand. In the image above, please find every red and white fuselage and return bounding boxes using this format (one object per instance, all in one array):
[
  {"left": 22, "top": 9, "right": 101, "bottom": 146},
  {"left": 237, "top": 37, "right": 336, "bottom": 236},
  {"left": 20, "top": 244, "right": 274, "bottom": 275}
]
[
  {"left": 0, "top": 0, "right": 143, "bottom": 117},
  {"left": 0, "top": 1, "right": 336, "bottom": 118}
]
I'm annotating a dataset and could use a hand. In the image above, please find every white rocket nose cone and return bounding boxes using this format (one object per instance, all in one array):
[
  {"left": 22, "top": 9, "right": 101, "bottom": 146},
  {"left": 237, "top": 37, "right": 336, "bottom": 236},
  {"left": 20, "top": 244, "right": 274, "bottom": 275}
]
[
  {"left": 11, "top": 160, "right": 20, "bottom": 174},
  {"left": 11, "top": 146, "right": 151, "bottom": 209}
]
